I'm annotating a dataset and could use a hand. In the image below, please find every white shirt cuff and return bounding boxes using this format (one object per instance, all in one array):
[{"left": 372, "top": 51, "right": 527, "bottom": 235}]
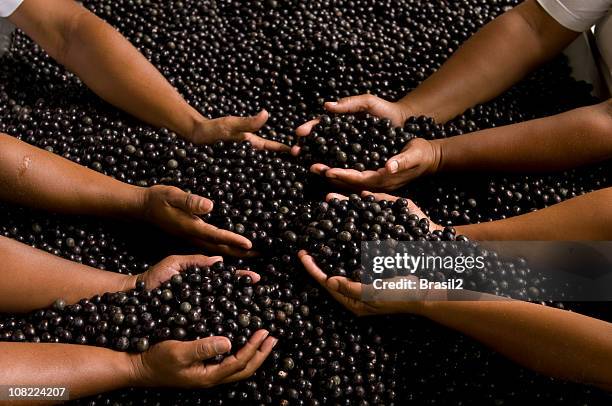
[
  {"left": 537, "top": 0, "right": 596, "bottom": 32},
  {"left": 0, "top": 0, "right": 24, "bottom": 18}
]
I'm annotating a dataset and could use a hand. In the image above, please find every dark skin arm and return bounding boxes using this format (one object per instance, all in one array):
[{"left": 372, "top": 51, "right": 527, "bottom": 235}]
[
  {"left": 294, "top": 0, "right": 579, "bottom": 129},
  {"left": 0, "top": 330, "right": 277, "bottom": 404},
  {"left": 0, "top": 134, "right": 253, "bottom": 256},
  {"left": 396, "top": 0, "right": 579, "bottom": 123},
  {"left": 8, "top": 0, "right": 288, "bottom": 152},
  {"left": 455, "top": 187, "right": 612, "bottom": 241},
  {"left": 299, "top": 250, "right": 612, "bottom": 391}
]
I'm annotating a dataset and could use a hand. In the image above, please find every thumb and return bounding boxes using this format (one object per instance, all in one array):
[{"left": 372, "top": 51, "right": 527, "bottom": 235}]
[
  {"left": 385, "top": 148, "right": 420, "bottom": 174},
  {"left": 324, "top": 95, "right": 372, "bottom": 114},
  {"left": 227, "top": 110, "right": 269, "bottom": 133},
  {"left": 191, "top": 337, "right": 232, "bottom": 362},
  {"left": 168, "top": 188, "right": 213, "bottom": 215}
]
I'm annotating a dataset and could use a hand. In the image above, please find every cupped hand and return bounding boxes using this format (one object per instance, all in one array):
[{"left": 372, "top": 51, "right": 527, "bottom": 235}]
[
  {"left": 139, "top": 185, "right": 255, "bottom": 257},
  {"left": 191, "top": 110, "right": 290, "bottom": 153},
  {"left": 298, "top": 250, "right": 428, "bottom": 316},
  {"left": 130, "top": 329, "right": 277, "bottom": 388},
  {"left": 133, "top": 255, "right": 260, "bottom": 290},
  {"left": 309, "top": 138, "right": 439, "bottom": 192}
]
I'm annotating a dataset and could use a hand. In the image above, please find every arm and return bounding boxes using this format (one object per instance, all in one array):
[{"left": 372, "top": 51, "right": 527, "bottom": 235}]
[
  {"left": 8, "top": 0, "right": 287, "bottom": 151},
  {"left": 433, "top": 100, "right": 612, "bottom": 173},
  {"left": 296, "top": 0, "right": 579, "bottom": 129},
  {"left": 419, "top": 300, "right": 612, "bottom": 391},
  {"left": 456, "top": 187, "right": 612, "bottom": 241},
  {"left": 299, "top": 251, "right": 612, "bottom": 391},
  {"left": 0, "top": 236, "right": 132, "bottom": 312},
  {"left": 397, "top": 0, "right": 580, "bottom": 123},
  {"left": 0, "top": 237, "right": 234, "bottom": 313},
  {"left": 0, "top": 342, "right": 135, "bottom": 403},
  {"left": 0, "top": 134, "right": 252, "bottom": 254},
  {"left": 0, "top": 331, "right": 277, "bottom": 404},
  {"left": 0, "top": 133, "right": 141, "bottom": 218}
]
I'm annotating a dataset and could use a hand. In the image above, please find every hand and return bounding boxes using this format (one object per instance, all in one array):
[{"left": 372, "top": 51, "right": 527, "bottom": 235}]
[
  {"left": 308, "top": 138, "right": 441, "bottom": 192},
  {"left": 132, "top": 255, "right": 261, "bottom": 290},
  {"left": 293, "top": 95, "right": 411, "bottom": 154},
  {"left": 326, "top": 191, "right": 443, "bottom": 232},
  {"left": 138, "top": 185, "right": 254, "bottom": 257},
  {"left": 298, "top": 250, "right": 427, "bottom": 316},
  {"left": 191, "top": 110, "right": 290, "bottom": 153},
  {"left": 130, "top": 330, "right": 277, "bottom": 388}
]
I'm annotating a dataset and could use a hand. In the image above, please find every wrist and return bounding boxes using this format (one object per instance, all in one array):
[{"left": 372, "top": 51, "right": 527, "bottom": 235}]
[
  {"left": 127, "top": 186, "right": 149, "bottom": 221},
  {"left": 126, "top": 353, "right": 151, "bottom": 387},
  {"left": 427, "top": 139, "right": 444, "bottom": 175},
  {"left": 395, "top": 98, "right": 416, "bottom": 124},
  {"left": 187, "top": 114, "right": 209, "bottom": 144},
  {"left": 120, "top": 274, "right": 138, "bottom": 292}
]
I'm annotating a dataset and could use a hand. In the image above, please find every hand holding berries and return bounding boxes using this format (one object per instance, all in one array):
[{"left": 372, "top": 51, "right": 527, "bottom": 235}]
[
  {"left": 138, "top": 185, "right": 254, "bottom": 256},
  {"left": 313, "top": 138, "right": 442, "bottom": 192},
  {"left": 130, "top": 330, "right": 277, "bottom": 389},
  {"left": 298, "top": 251, "right": 427, "bottom": 316},
  {"left": 130, "top": 255, "right": 260, "bottom": 291}
]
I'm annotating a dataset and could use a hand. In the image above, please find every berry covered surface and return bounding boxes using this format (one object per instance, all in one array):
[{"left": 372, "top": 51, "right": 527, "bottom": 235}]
[{"left": 0, "top": 0, "right": 611, "bottom": 405}]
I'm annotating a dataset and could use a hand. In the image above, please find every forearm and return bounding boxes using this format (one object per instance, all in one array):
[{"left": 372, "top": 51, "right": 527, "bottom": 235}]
[
  {"left": 417, "top": 300, "right": 612, "bottom": 390},
  {"left": 10, "top": 0, "right": 203, "bottom": 139},
  {"left": 0, "top": 236, "right": 134, "bottom": 312},
  {"left": 455, "top": 188, "right": 612, "bottom": 240},
  {"left": 0, "top": 343, "right": 137, "bottom": 403},
  {"left": 0, "top": 134, "right": 143, "bottom": 219},
  {"left": 433, "top": 101, "right": 612, "bottom": 173},
  {"left": 398, "top": 0, "right": 578, "bottom": 123}
]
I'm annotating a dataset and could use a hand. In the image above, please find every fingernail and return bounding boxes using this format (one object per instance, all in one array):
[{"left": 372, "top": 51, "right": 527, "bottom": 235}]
[
  {"left": 388, "top": 160, "right": 399, "bottom": 174},
  {"left": 262, "top": 330, "right": 270, "bottom": 340},
  {"left": 272, "top": 338, "right": 279, "bottom": 348},
  {"left": 326, "top": 172, "right": 337, "bottom": 179},
  {"left": 214, "top": 338, "right": 231, "bottom": 354},
  {"left": 328, "top": 102, "right": 338, "bottom": 106}
]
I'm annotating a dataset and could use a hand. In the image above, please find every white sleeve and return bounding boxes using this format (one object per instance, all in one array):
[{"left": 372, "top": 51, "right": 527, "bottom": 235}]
[
  {"left": 537, "top": 0, "right": 612, "bottom": 32},
  {"left": 0, "top": 0, "right": 24, "bottom": 18}
]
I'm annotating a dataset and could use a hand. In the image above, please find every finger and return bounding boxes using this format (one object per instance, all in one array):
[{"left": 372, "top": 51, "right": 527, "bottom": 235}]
[
  {"left": 224, "top": 110, "right": 269, "bottom": 134},
  {"left": 164, "top": 254, "right": 224, "bottom": 273},
  {"left": 290, "top": 145, "right": 301, "bottom": 157},
  {"left": 189, "top": 336, "right": 232, "bottom": 362},
  {"left": 324, "top": 95, "right": 372, "bottom": 114},
  {"left": 209, "top": 330, "right": 270, "bottom": 378},
  {"left": 220, "top": 336, "right": 277, "bottom": 384},
  {"left": 325, "top": 193, "right": 349, "bottom": 201},
  {"left": 327, "top": 276, "right": 364, "bottom": 300},
  {"left": 298, "top": 251, "right": 360, "bottom": 309},
  {"left": 385, "top": 147, "right": 421, "bottom": 174},
  {"left": 325, "top": 168, "right": 382, "bottom": 190},
  {"left": 361, "top": 191, "right": 400, "bottom": 202},
  {"left": 244, "top": 133, "right": 290, "bottom": 153},
  {"left": 298, "top": 250, "right": 328, "bottom": 285},
  {"left": 310, "top": 163, "right": 331, "bottom": 176},
  {"left": 236, "top": 270, "right": 261, "bottom": 283},
  {"left": 296, "top": 119, "right": 320, "bottom": 137},
  {"left": 187, "top": 219, "right": 253, "bottom": 249},
  {"left": 167, "top": 189, "right": 213, "bottom": 215},
  {"left": 196, "top": 240, "right": 259, "bottom": 258}
]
